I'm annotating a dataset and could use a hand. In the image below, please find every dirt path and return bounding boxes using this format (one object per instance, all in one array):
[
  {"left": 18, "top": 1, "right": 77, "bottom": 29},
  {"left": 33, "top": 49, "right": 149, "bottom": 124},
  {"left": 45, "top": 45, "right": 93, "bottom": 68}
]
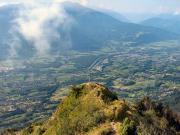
[{"left": 110, "top": 122, "right": 118, "bottom": 135}]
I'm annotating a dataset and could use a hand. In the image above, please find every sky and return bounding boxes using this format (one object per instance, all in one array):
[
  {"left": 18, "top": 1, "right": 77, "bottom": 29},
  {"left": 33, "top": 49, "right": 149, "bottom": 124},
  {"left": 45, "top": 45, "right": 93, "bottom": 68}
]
[
  {"left": 1, "top": 0, "right": 180, "bottom": 22},
  {"left": 1, "top": 0, "right": 180, "bottom": 15}
]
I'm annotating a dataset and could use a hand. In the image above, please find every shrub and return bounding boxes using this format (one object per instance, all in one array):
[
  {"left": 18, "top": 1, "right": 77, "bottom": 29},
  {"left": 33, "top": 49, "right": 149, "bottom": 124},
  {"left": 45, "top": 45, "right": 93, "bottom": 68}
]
[
  {"left": 119, "top": 118, "right": 137, "bottom": 135},
  {"left": 71, "top": 85, "right": 84, "bottom": 98},
  {"left": 101, "top": 88, "right": 118, "bottom": 103}
]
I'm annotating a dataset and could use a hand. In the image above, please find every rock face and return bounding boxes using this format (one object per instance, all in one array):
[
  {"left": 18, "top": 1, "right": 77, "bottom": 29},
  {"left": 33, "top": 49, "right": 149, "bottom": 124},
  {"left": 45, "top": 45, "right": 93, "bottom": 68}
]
[{"left": 5, "top": 83, "right": 180, "bottom": 135}]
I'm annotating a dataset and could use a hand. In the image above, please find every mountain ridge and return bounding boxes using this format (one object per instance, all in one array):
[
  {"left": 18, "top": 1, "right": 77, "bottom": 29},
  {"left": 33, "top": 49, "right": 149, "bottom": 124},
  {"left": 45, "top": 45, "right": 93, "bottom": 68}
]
[
  {"left": 0, "top": 3, "right": 179, "bottom": 59},
  {"left": 140, "top": 14, "right": 180, "bottom": 34},
  {"left": 3, "top": 82, "right": 180, "bottom": 135}
]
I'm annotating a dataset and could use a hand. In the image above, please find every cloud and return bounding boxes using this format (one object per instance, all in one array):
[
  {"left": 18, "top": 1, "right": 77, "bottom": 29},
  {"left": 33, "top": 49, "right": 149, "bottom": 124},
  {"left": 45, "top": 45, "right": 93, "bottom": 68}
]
[
  {"left": 0, "top": 0, "right": 88, "bottom": 56},
  {"left": 16, "top": 2, "right": 67, "bottom": 54},
  {"left": 4, "top": 0, "right": 74, "bottom": 56}
]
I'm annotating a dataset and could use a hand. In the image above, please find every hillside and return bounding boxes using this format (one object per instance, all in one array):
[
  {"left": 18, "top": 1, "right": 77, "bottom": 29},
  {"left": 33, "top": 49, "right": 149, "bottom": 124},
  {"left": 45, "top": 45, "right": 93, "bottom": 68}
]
[
  {"left": 99, "top": 9, "right": 130, "bottom": 22},
  {"left": 58, "top": 2, "right": 180, "bottom": 51},
  {"left": 141, "top": 14, "right": 180, "bottom": 34},
  {"left": 4, "top": 83, "right": 180, "bottom": 135}
]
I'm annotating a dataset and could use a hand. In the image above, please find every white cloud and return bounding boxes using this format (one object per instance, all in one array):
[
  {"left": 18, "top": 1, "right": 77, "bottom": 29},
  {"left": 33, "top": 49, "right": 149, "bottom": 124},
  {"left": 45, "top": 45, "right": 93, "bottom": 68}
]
[
  {"left": 16, "top": 3, "right": 67, "bottom": 54},
  {"left": 4, "top": 0, "right": 74, "bottom": 56},
  {"left": 0, "top": 0, "right": 88, "bottom": 57}
]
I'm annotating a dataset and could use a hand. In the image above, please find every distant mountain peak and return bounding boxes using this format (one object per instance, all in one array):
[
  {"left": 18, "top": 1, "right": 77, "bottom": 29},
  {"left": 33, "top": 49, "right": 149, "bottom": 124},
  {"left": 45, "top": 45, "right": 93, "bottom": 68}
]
[
  {"left": 62, "top": 1, "right": 90, "bottom": 12},
  {"left": 141, "top": 14, "right": 180, "bottom": 34}
]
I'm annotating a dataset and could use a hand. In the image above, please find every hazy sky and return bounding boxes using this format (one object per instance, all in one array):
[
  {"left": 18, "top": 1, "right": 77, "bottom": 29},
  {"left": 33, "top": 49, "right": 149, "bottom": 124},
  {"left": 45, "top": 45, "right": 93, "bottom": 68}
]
[
  {"left": 1, "top": 0, "right": 180, "bottom": 15},
  {"left": 1, "top": 0, "right": 180, "bottom": 22},
  {"left": 90, "top": 0, "right": 180, "bottom": 14}
]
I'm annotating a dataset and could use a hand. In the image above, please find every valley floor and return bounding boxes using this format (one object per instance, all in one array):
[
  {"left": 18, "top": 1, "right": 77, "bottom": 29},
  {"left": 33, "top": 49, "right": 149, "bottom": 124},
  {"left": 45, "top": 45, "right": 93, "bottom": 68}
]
[{"left": 0, "top": 40, "right": 180, "bottom": 131}]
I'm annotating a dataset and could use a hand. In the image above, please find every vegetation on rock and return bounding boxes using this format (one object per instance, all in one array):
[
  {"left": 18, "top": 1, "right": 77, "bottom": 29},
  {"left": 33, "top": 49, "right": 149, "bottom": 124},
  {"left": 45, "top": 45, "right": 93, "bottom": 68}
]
[{"left": 3, "top": 83, "right": 180, "bottom": 135}]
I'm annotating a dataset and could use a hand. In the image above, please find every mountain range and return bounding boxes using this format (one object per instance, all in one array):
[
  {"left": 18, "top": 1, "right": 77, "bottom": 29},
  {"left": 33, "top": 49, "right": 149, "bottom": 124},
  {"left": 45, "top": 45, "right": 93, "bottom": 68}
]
[
  {"left": 141, "top": 14, "right": 180, "bottom": 34},
  {"left": 0, "top": 2, "right": 179, "bottom": 59}
]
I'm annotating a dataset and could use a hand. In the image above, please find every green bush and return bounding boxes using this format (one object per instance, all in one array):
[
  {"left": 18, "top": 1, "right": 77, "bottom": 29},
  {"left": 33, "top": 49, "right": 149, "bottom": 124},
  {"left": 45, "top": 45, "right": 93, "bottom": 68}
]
[{"left": 119, "top": 118, "right": 137, "bottom": 135}]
